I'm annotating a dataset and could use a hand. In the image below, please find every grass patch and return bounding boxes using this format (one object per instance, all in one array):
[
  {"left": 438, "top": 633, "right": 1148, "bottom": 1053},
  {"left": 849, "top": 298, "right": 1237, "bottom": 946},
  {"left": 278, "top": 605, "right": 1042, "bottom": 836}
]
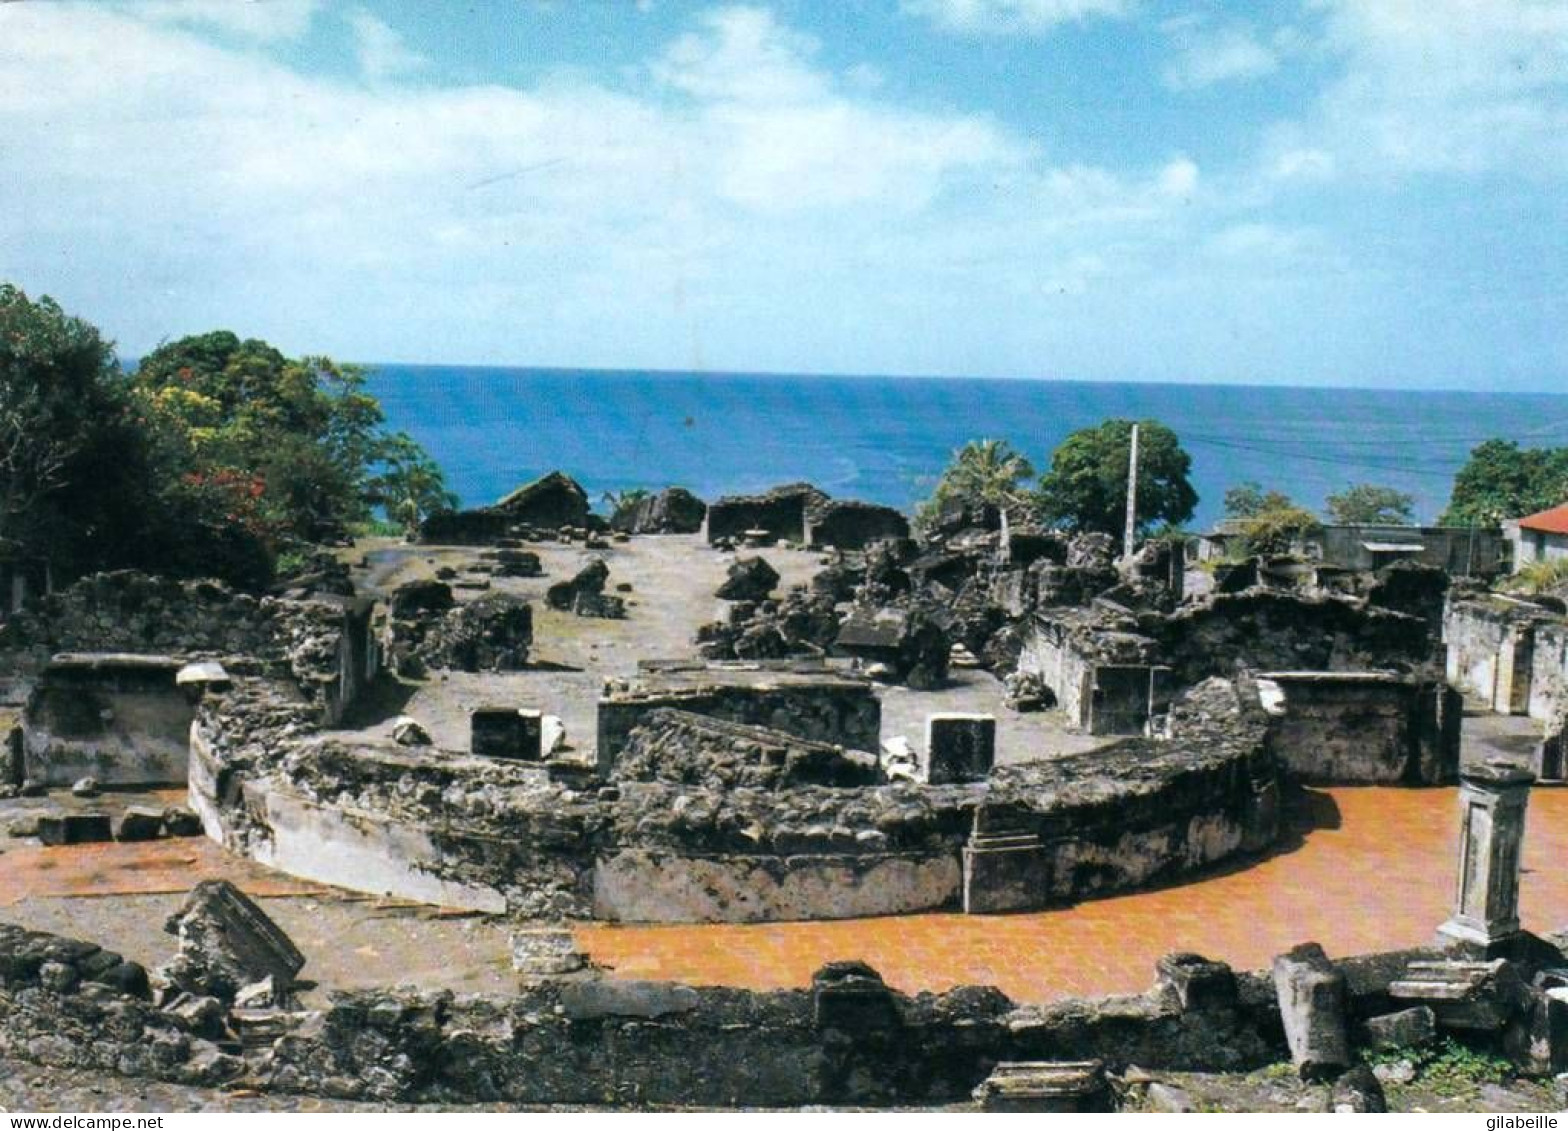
[{"left": 1367, "top": 1037, "right": 1513, "bottom": 1098}]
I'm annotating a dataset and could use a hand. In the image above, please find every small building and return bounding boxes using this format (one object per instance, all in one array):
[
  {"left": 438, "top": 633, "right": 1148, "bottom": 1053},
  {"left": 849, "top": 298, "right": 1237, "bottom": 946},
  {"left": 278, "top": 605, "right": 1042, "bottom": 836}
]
[{"left": 1506, "top": 502, "right": 1568, "bottom": 573}]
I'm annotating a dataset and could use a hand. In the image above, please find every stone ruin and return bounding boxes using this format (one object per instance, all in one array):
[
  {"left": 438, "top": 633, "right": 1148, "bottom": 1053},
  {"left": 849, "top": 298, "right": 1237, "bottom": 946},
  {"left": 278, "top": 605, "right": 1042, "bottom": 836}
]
[
  {"left": 545, "top": 555, "right": 626, "bottom": 619},
  {"left": 704, "top": 482, "right": 910, "bottom": 550},
  {"left": 386, "top": 578, "right": 534, "bottom": 675},
  {"left": 418, "top": 469, "right": 597, "bottom": 544},
  {"left": 609, "top": 485, "right": 707, "bottom": 535}
]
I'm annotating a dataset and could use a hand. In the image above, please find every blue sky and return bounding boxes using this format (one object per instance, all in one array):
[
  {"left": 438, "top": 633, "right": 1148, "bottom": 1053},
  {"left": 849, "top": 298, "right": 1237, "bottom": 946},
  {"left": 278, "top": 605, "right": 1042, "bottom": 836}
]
[{"left": 1, "top": 0, "right": 1565, "bottom": 389}]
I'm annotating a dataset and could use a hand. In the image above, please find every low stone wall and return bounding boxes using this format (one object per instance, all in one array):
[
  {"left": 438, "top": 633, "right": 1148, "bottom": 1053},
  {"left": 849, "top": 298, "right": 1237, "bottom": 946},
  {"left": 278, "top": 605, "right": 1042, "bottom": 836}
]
[
  {"left": 804, "top": 501, "right": 911, "bottom": 551},
  {"left": 13, "top": 916, "right": 1516, "bottom": 1107},
  {"left": 1014, "top": 613, "right": 1166, "bottom": 734},
  {"left": 1257, "top": 672, "right": 1462, "bottom": 785},
  {"left": 704, "top": 484, "right": 828, "bottom": 545}
]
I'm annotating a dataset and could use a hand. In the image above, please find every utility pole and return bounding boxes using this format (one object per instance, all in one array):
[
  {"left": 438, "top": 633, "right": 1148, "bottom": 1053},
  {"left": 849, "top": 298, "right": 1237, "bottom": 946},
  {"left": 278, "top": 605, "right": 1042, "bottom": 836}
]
[{"left": 1122, "top": 422, "right": 1140, "bottom": 560}]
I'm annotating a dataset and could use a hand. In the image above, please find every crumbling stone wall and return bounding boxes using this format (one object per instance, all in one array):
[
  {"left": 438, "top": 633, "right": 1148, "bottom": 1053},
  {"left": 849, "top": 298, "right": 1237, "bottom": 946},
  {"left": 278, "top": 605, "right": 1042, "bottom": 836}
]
[
  {"left": 804, "top": 500, "right": 911, "bottom": 551},
  {"left": 705, "top": 483, "right": 829, "bottom": 544},
  {"left": 1257, "top": 672, "right": 1461, "bottom": 785},
  {"left": 596, "top": 671, "right": 883, "bottom": 775},
  {"left": 19, "top": 915, "right": 1517, "bottom": 1106},
  {"left": 614, "top": 708, "right": 880, "bottom": 789},
  {"left": 1444, "top": 596, "right": 1558, "bottom": 718},
  {"left": 23, "top": 655, "right": 193, "bottom": 786}
]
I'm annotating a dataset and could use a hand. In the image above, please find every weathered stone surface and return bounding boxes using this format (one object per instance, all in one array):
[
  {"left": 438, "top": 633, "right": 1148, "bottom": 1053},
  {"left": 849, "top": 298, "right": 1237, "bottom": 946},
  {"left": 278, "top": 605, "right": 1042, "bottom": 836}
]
[
  {"left": 1272, "top": 943, "right": 1351, "bottom": 1080},
  {"left": 116, "top": 806, "right": 166, "bottom": 842},
  {"left": 972, "top": 1060, "right": 1112, "bottom": 1113},
  {"left": 804, "top": 500, "right": 910, "bottom": 551},
  {"left": 163, "top": 805, "right": 203, "bottom": 837},
  {"left": 494, "top": 470, "right": 591, "bottom": 530},
  {"left": 389, "top": 579, "right": 455, "bottom": 619},
  {"left": 716, "top": 556, "right": 780, "bottom": 602},
  {"left": 37, "top": 812, "right": 112, "bottom": 846},
  {"left": 1389, "top": 959, "right": 1527, "bottom": 1031},
  {"left": 614, "top": 709, "right": 878, "bottom": 790},
  {"left": 1328, "top": 1064, "right": 1387, "bottom": 1113},
  {"left": 812, "top": 960, "right": 900, "bottom": 1031},
  {"left": 158, "top": 881, "right": 306, "bottom": 1003},
  {"left": 836, "top": 604, "right": 950, "bottom": 689},
  {"left": 390, "top": 717, "right": 432, "bottom": 747},
  {"left": 925, "top": 712, "right": 995, "bottom": 784},
  {"left": 509, "top": 926, "right": 588, "bottom": 980},
  {"left": 611, "top": 486, "right": 707, "bottom": 535},
  {"left": 546, "top": 556, "right": 614, "bottom": 615},
  {"left": 1363, "top": 1005, "right": 1437, "bottom": 1051},
  {"left": 559, "top": 978, "right": 701, "bottom": 1020},
  {"left": 706, "top": 483, "right": 830, "bottom": 545},
  {"left": 422, "top": 593, "right": 533, "bottom": 672},
  {"left": 1156, "top": 952, "right": 1238, "bottom": 1013}
]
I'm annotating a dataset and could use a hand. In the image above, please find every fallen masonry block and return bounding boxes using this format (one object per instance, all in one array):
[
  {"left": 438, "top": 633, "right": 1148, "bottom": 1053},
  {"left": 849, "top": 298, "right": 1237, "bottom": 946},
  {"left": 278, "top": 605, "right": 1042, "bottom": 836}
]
[
  {"left": 159, "top": 880, "right": 306, "bottom": 1003},
  {"left": 1363, "top": 1005, "right": 1437, "bottom": 1051},
  {"left": 1272, "top": 942, "right": 1351, "bottom": 1080},
  {"left": 1389, "top": 958, "right": 1527, "bottom": 1031},
  {"left": 115, "top": 806, "right": 166, "bottom": 842},
  {"left": 972, "top": 1061, "right": 1113, "bottom": 1113},
  {"left": 1328, "top": 1065, "right": 1387, "bottom": 1113},
  {"left": 716, "top": 556, "right": 779, "bottom": 602},
  {"left": 36, "top": 812, "right": 113, "bottom": 846},
  {"left": 162, "top": 805, "right": 203, "bottom": 837}
]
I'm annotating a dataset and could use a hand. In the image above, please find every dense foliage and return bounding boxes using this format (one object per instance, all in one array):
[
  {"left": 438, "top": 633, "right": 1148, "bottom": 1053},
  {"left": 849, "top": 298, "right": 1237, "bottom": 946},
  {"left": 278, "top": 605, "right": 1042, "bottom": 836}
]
[
  {"left": 1220, "top": 481, "right": 1320, "bottom": 556},
  {"left": 1441, "top": 439, "right": 1568, "bottom": 526},
  {"left": 1324, "top": 483, "right": 1414, "bottom": 525},
  {"left": 0, "top": 285, "right": 453, "bottom": 589},
  {"left": 915, "top": 439, "right": 1036, "bottom": 531},
  {"left": 1036, "top": 419, "right": 1196, "bottom": 537}
]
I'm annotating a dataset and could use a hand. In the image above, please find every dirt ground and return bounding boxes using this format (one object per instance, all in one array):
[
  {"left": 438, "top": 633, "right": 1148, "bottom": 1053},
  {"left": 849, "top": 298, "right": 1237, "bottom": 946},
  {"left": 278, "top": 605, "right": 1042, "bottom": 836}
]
[{"left": 345, "top": 533, "right": 1107, "bottom": 764}]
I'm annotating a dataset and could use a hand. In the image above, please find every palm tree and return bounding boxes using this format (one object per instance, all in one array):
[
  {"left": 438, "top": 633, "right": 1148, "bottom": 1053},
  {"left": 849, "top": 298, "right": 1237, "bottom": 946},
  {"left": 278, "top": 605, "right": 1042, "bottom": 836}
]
[{"left": 919, "top": 439, "right": 1036, "bottom": 556}]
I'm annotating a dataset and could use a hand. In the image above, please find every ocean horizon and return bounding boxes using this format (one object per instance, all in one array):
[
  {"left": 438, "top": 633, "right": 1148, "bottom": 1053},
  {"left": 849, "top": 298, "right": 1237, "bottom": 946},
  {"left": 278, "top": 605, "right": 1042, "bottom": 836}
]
[{"left": 363, "top": 364, "right": 1568, "bottom": 530}]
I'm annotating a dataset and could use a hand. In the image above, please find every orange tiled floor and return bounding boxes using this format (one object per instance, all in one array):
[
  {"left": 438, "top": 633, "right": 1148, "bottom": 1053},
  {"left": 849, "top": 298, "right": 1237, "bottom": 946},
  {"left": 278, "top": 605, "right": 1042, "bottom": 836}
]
[
  {"left": 577, "top": 787, "right": 1568, "bottom": 1003},
  {"left": 0, "top": 838, "right": 326, "bottom": 905}
]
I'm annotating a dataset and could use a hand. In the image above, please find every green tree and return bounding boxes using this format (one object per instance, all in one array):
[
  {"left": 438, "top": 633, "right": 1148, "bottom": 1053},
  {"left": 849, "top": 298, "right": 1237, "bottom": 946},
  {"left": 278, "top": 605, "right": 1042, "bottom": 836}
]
[
  {"left": 1036, "top": 419, "right": 1197, "bottom": 537},
  {"left": 916, "top": 439, "right": 1037, "bottom": 531},
  {"left": 1223, "top": 481, "right": 1296, "bottom": 520},
  {"left": 133, "top": 332, "right": 452, "bottom": 547},
  {"left": 367, "top": 433, "right": 460, "bottom": 536},
  {"left": 1324, "top": 483, "right": 1415, "bottom": 525},
  {"left": 1440, "top": 439, "right": 1568, "bottom": 527}
]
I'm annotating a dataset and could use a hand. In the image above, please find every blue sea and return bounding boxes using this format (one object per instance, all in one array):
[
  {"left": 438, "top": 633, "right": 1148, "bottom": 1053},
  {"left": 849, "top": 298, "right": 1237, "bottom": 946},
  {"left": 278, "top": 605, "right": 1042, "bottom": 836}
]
[{"left": 362, "top": 366, "right": 1568, "bottom": 530}]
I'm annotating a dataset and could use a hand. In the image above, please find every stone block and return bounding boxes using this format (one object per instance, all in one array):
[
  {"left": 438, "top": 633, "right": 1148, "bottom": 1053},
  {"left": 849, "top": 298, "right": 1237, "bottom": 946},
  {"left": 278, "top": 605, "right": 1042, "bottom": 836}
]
[
  {"left": 812, "top": 961, "right": 901, "bottom": 1031},
  {"left": 1272, "top": 942, "right": 1350, "bottom": 1080},
  {"left": 162, "top": 806, "right": 203, "bottom": 837},
  {"left": 115, "top": 806, "right": 166, "bottom": 842},
  {"left": 972, "top": 1061, "right": 1112, "bottom": 1113},
  {"left": 925, "top": 713, "right": 996, "bottom": 784},
  {"left": 159, "top": 880, "right": 306, "bottom": 1002},
  {"left": 1156, "top": 952, "right": 1238, "bottom": 1012},
  {"left": 1328, "top": 1065, "right": 1387, "bottom": 1113},
  {"left": 1389, "top": 958, "right": 1527, "bottom": 1031},
  {"left": 1363, "top": 1005, "right": 1437, "bottom": 1051},
  {"left": 470, "top": 707, "right": 543, "bottom": 761},
  {"left": 36, "top": 812, "right": 113, "bottom": 846}
]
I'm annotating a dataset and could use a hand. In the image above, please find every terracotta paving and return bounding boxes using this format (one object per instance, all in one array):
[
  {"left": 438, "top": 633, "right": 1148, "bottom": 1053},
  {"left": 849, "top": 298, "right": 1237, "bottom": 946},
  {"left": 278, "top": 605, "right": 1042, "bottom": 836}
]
[
  {"left": 577, "top": 787, "right": 1568, "bottom": 1004},
  {"left": 0, "top": 792, "right": 326, "bottom": 905}
]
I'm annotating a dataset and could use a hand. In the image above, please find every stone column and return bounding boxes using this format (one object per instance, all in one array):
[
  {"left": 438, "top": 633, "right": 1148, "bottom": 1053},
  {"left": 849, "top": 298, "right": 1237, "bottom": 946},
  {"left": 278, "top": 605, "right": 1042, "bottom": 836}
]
[{"left": 1438, "top": 760, "right": 1534, "bottom": 950}]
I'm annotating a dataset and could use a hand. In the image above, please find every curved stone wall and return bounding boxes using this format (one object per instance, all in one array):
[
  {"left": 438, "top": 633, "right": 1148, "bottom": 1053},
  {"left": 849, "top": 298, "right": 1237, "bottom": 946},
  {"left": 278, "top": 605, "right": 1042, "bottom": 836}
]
[{"left": 191, "top": 676, "right": 1280, "bottom": 922}]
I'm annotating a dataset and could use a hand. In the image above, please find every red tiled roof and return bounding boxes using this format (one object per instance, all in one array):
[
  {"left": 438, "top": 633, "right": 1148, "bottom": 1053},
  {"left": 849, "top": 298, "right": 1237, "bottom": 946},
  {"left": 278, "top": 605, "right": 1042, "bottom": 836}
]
[{"left": 1518, "top": 502, "right": 1568, "bottom": 535}]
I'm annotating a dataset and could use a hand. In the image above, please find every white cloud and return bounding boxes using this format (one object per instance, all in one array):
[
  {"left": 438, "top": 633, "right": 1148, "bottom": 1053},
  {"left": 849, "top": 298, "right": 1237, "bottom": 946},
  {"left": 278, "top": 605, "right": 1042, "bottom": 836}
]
[
  {"left": 902, "top": 0, "right": 1134, "bottom": 36},
  {"left": 126, "top": 0, "right": 318, "bottom": 42},
  {"left": 1288, "top": 0, "right": 1568, "bottom": 178},
  {"left": 1162, "top": 22, "right": 1279, "bottom": 91},
  {"left": 0, "top": 2, "right": 1217, "bottom": 376},
  {"left": 348, "top": 8, "right": 429, "bottom": 83}
]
